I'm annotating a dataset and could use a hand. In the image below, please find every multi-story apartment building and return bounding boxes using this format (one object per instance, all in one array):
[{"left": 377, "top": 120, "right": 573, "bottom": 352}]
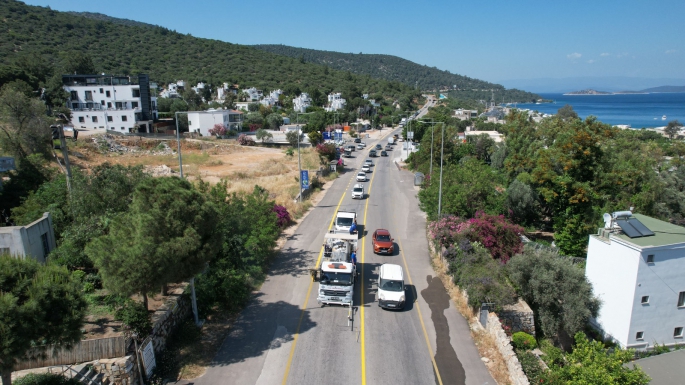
[
  {"left": 586, "top": 212, "right": 685, "bottom": 350},
  {"left": 325, "top": 92, "right": 346, "bottom": 112},
  {"left": 63, "top": 74, "right": 158, "bottom": 133}
]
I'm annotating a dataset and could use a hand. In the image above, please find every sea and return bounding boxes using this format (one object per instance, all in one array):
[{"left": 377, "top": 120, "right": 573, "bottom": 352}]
[{"left": 513, "top": 92, "right": 685, "bottom": 129}]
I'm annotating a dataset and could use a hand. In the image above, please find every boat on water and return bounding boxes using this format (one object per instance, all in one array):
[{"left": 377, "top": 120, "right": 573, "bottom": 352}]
[{"left": 662, "top": 115, "right": 667, "bottom": 120}]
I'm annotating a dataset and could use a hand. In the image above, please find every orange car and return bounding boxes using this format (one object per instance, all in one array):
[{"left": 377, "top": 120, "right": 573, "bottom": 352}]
[{"left": 372, "top": 229, "right": 394, "bottom": 254}]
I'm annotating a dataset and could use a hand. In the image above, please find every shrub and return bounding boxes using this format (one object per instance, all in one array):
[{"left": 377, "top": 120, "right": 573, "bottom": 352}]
[
  {"left": 14, "top": 373, "right": 81, "bottom": 385},
  {"left": 316, "top": 143, "right": 337, "bottom": 162},
  {"left": 467, "top": 211, "right": 524, "bottom": 263},
  {"left": 115, "top": 300, "right": 152, "bottom": 336},
  {"left": 208, "top": 123, "right": 227, "bottom": 137},
  {"left": 516, "top": 350, "right": 544, "bottom": 383},
  {"left": 512, "top": 331, "right": 537, "bottom": 350},
  {"left": 273, "top": 204, "right": 292, "bottom": 228},
  {"left": 285, "top": 148, "right": 294, "bottom": 156},
  {"left": 237, "top": 134, "right": 255, "bottom": 146}
]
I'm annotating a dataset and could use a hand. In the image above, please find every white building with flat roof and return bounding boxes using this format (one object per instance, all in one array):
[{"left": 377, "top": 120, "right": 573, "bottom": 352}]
[
  {"left": 243, "top": 87, "right": 263, "bottom": 102},
  {"left": 586, "top": 212, "right": 685, "bottom": 350},
  {"left": 325, "top": 92, "right": 346, "bottom": 112},
  {"left": 187, "top": 109, "right": 243, "bottom": 136},
  {"left": 293, "top": 93, "right": 312, "bottom": 113},
  {"left": 0, "top": 212, "right": 56, "bottom": 264},
  {"left": 63, "top": 74, "right": 158, "bottom": 133}
]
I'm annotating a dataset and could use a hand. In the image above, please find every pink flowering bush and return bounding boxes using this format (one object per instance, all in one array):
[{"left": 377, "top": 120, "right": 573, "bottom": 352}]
[
  {"left": 237, "top": 134, "right": 255, "bottom": 146},
  {"left": 273, "top": 205, "right": 292, "bottom": 228},
  {"left": 209, "top": 123, "right": 227, "bottom": 137}
]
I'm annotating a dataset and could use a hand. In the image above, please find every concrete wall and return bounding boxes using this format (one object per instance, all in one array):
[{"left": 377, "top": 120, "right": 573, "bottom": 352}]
[
  {"left": 585, "top": 235, "right": 640, "bottom": 348},
  {"left": 0, "top": 212, "right": 56, "bottom": 263},
  {"left": 630, "top": 246, "right": 685, "bottom": 348}
]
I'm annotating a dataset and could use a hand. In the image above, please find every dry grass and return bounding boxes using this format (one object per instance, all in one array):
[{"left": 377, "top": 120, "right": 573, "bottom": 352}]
[{"left": 427, "top": 241, "right": 513, "bottom": 385}]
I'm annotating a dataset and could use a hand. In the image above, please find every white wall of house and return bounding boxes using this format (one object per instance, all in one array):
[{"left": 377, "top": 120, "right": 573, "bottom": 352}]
[
  {"left": 187, "top": 110, "right": 243, "bottom": 136},
  {"left": 0, "top": 212, "right": 56, "bottom": 264},
  {"left": 586, "top": 219, "right": 685, "bottom": 349},
  {"left": 586, "top": 236, "right": 640, "bottom": 347},
  {"left": 293, "top": 93, "right": 311, "bottom": 113}
]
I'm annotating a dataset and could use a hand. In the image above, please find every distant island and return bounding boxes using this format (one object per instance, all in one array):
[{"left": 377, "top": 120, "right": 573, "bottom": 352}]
[
  {"left": 565, "top": 85, "right": 685, "bottom": 95},
  {"left": 564, "top": 89, "right": 612, "bottom": 95}
]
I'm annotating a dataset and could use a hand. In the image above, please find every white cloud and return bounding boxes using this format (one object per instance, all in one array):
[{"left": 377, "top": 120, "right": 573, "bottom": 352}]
[
  {"left": 616, "top": 52, "right": 629, "bottom": 58},
  {"left": 567, "top": 52, "right": 582, "bottom": 60},
  {"left": 666, "top": 49, "right": 676, "bottom": 54},
  {"left": 587, "top": 59, "right": 595, "bottom": 64},
  {"left": 600, "top": 52, "right": 610, "bottom": 57}
]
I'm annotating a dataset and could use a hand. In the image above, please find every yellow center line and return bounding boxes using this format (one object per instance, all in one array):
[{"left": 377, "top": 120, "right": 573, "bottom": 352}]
[
  {"left": 397, "top": 237, "right": 444, "bottom": 385},
  {"left": 281, "top": 173, "right": 353, "bottom": 385},
  {"left": 360, "top": 157, "right": 379, "bottom": 385}
]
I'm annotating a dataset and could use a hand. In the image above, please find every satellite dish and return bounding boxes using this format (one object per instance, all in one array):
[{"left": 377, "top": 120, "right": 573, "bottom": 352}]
[{"left": 603, "top": 213, "right": 612, "bottom": 229}]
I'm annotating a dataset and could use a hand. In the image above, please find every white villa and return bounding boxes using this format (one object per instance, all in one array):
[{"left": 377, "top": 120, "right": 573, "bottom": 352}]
[
  {"left": 187, "top": 109, "right": 243, "bottom": 136},
  {"left": 293, "top": 93, "right": 312, "bottom": 113},
  {"left": 325, "top": 92, "right": 346, "bottom": 112},
  {"left": 586, "top": 212, "right": 685, "bottom": 350},
  {"left": 261, "top": 89, "right": 282, "bottom": 107},
  {"left": 63, "top": 74, "right": 158, "bottom": 133},
  {"left": 243, "top": 87, "right": 263, "bottom": 102}
]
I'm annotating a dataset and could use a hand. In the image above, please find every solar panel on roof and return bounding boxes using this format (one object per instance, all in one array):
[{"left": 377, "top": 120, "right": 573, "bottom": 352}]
[
  {"left": 616, "top": 219, "right": 642, "bottom": 238},
  {"left": 616, "top": 218, "right": 655, "bottom": 238},
  {"left": 627, "top": 218, "right": 655, "bottom": 237}
]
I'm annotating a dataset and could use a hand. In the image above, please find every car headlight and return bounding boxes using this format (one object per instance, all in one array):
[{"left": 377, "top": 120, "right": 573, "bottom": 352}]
[
  {"left": 379, "top": 293, "right": 385, "bottom": 301},
  {"left": 399, "top": 295, "right": 405, "bottom": 303},
  {"left": 320, "top": 291, "right": 324, "bottom": 295}
]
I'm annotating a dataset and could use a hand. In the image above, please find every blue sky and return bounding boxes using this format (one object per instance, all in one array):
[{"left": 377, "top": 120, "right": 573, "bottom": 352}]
[{"left": 23, "top": 0, "right": 685, "bottom": 86}]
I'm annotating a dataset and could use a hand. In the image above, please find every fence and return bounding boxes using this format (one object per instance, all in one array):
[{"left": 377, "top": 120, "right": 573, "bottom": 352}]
[{"left": 14, "top": 336, "right": 129, "bottom": 371}]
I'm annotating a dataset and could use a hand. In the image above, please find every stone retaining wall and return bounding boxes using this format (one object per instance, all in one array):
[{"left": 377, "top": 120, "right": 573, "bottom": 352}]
[
  {"left": 93, "top": 356, "right": 138, "bottom": 385},
  {"left": 499, "top": 299, "right": 536, "bottom": 335},
  {"left": 486, "top": 313, "right": 530, "bottom": 385},
  {"left": 149, "top": 287, "right": 192, "bottom": 353}
]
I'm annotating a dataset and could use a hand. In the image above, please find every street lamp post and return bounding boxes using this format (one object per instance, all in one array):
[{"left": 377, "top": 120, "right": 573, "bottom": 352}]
[
  {"left": 438, "top": 122, "right": 445, "bottom": 218},
  {"left": 419, "top": 119, "right": 436, "bottom": 176},
  {"left": 296, "top": 112, "right": 314, "bottom": 203},
  {"left": 174, "top": 111, "right": 201, "bottom": 326}
]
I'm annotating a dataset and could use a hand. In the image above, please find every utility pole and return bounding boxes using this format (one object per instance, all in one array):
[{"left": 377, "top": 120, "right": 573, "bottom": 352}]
[
  {"left": 51, "top": 124, "right": 73, "bottom": 193},
  {"left": 438, "top": 122, "right": 445, "bottom": 218}
]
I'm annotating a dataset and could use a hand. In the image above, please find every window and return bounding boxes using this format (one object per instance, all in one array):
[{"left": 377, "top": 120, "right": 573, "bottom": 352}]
[
  {"left": 678, "top": 292, "right": 685, "bottom": 307},
  {"left": 106, "top": 90, "right": 111, "bottom": 97},
  {"left": 41, "top": 233, "right": 50, "bottom": 257},
  {"left": 647, "top": 254, "right": 655, "bottom": 263},
  {"left": 99, "top": 88, "right": 104, "bottom": 94},
  {"left": 641, "top": 296, "right": 649, "bottom": 304},
  {"left": 107, "top": 102, "right": 112, "bottom": 108},
  {"left": 107, "top": 116, "right": 113, "bottom": 122},
  {"left": 78, "top": 117, "right": 85, "bottom": 123},
  {"left": 101, "top": 100, "right": 105, "bottom": 105},
  {"left": 72, "top": 103, "right": 79, "bottom": 109},
  {"left": 70, "top": 90, "right": 78, "bottom": 100},
  {"left": 636, "top": 331, "right": 644, "bottom": 340},
  {"left": 675, "top": 327, "right": 684, "bottom": 338},
  {"left": 92, "top": 116, "right": 98, "bottom": 123},
  {"left": 84, "top": 91, "right": 93, "bottom": 101},
  {"left": 131, "top": 101, "right": 139, "bottom": 109},
  {"left": 115, "top": 102, "right": 123, "bottom": 109},
  {"left": 132, "top": 88, "right": 140, "bottom": 97},
  {"left": 122, "top": 116, "right": 128, "bottom": 122},
  {"left": 121, "top": 127, "right": 125, "bottom": 131}
]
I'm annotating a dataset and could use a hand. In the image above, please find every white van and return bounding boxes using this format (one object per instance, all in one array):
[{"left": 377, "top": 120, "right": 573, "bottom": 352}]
[{"left": 377, "top": 264, "right": 405, "bottom": 310}]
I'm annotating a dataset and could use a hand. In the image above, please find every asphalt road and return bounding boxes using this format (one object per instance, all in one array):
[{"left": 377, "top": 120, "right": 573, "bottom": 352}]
[{"left": 177, "top": 125, "right": 494, "bottom": 385}]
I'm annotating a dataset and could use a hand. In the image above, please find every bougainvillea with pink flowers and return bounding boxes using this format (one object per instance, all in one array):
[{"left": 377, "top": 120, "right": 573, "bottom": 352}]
[{"left": 272, "top": 204, "right": 292, "bottom": 229}]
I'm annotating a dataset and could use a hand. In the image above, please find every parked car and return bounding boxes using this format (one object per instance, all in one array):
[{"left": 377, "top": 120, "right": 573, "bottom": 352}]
[
  {"left": 351, "top": 184, "right": 364, "bottom": 199},
  {"left": 364, "top": 159, "right": 373, "bottom": 167},
  {"left": 362, "top": 165, "right": 371, "bottom": 172},
  {"left": 356, "top": 172, "right": 367, "bottom": 182},
  {"left": 381, "top": 150, "right": 388, "bottom": 156},
  {"left": 372, "top": 229, "right": 394, "bottom": 254}
]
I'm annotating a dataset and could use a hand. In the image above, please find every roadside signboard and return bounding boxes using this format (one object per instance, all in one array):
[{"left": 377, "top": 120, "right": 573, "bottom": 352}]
[
  {"left": 407, "top": 132, "right": 414, "bottom": 139},
  {"left": 0, "top": 157, "right": 15, "bottom": 172},
  {"left": 300, "top": 170, "right": 309, "bottom": 190}
]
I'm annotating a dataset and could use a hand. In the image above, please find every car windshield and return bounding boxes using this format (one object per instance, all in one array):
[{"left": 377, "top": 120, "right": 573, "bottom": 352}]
[
  {"left": 353, "top": 187, "right": 363, "bottom": 192},
  {"left": 337, "top": 217, "right": 353, "bottom": 227},
  {"left": 321, "top": 272, "right": 353, "bottom": 286},
  {"left": 358, "top": 173, "right": 365, "bottom": 176},
  {"left": 377, "top": 234, "right": 391, "bottom": 242},
  {"left": 380, "top": 278, "right": 403, "bottom": 292}
]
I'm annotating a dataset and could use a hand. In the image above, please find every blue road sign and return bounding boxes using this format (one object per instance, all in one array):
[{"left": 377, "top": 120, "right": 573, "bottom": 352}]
[{"left": 300, "top": 170, "right": 309, "bottom": 190}]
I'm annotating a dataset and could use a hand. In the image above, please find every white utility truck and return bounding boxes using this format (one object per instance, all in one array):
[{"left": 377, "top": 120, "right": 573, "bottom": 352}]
[{"left": 317, "top": 231, "right": 358, "bottom": 307}]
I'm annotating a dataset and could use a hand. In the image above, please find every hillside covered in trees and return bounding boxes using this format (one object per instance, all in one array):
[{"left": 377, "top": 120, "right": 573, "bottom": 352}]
[
  {"left": 253, "top": 44, "right": 540, "bottom": 102},
  {"left": 0, "top": 1, "right": 417, "bottom": 100}
]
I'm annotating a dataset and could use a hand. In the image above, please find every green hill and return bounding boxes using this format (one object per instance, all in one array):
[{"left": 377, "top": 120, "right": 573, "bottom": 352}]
[
  {"left": 253, "top": 44, "right": 539, "bottom": 102},
  {"left": 66, "top": 11, "right": 158, "bottom": 29},
  {"left": 0, "top": 0, "right": 418, "bottom": 103}
]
